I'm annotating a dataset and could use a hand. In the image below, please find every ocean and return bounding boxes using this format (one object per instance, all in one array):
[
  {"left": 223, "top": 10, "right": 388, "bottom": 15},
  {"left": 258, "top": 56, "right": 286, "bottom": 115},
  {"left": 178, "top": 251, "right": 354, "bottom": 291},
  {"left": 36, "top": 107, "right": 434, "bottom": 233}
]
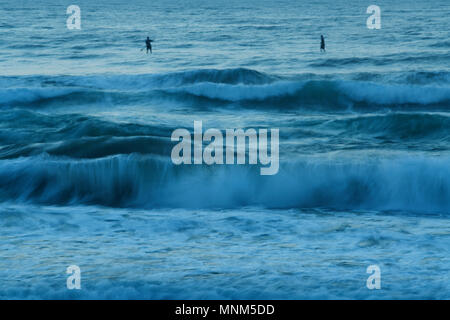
[{"left": 0, "top": 0, "right": 449, "bottom": 299}]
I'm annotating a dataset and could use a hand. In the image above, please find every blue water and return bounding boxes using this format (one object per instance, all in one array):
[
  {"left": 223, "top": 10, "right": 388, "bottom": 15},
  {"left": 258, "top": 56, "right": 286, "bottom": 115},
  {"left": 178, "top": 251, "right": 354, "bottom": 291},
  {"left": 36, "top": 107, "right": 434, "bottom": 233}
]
[{"left": 0, "top": 0, "right": 449, "bottom": 299}]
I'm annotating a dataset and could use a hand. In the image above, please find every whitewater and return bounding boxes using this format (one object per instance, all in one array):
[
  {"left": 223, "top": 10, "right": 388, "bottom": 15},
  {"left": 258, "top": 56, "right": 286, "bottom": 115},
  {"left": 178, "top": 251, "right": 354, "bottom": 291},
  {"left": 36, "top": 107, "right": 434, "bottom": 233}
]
[{"left": 0, "top": 0, "right": 449, "bottom": 299}]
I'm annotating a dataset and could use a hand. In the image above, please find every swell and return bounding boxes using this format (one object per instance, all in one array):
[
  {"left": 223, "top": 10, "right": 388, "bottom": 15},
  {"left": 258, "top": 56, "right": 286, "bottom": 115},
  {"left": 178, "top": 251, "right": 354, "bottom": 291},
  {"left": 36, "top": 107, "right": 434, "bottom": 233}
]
[
  {"left": 161, "top": 80, "right": 450, "bottom": 109},
  {"left": 308, "top": 53, "right": 450, "bottom": 68},
  {"left": 0, "top": 111, "right": 175, "bottom": 159},
  {"left": 327, "top": 113, "right": 450, "bottom": 141},
  {"left": 1, "top": 68, "right": 450, "bottom": 110},
  {"left": 1, "top": 111, "right": 449, "bottom": 160},
  {"left": 0, "top": 154, "right": 448, "bottom": 213}
]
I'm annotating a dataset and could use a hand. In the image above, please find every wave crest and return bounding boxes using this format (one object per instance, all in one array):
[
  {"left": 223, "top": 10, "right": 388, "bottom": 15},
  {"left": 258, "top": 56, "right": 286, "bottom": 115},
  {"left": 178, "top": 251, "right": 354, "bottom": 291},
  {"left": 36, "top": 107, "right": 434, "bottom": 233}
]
[
  {"left": 0, "top": 154, "right": 449, "bottom": 213},
  {"left": 1, "top": 68, "right": 449, "bottom": 110}
]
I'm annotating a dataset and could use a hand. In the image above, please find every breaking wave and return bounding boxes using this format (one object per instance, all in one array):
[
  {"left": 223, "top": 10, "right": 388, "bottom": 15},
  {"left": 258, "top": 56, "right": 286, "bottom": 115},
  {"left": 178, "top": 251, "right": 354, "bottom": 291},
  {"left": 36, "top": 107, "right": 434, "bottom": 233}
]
[
  {"left": 0, "top": 154, "right": 449, "bottom": 213},
  {"left": 1, "top": 68, "right": 450, "bottom": 109}
]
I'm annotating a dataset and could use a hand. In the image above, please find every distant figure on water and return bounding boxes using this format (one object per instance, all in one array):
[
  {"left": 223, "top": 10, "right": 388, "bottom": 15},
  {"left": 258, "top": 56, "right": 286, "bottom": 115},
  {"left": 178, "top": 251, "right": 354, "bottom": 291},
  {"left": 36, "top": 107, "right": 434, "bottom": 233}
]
[
  {"left": 320, "top": 35, "right": 326, "bottom": 52},
  {"left": 145, "top": 37, "right": 154, "bottom": 54}
]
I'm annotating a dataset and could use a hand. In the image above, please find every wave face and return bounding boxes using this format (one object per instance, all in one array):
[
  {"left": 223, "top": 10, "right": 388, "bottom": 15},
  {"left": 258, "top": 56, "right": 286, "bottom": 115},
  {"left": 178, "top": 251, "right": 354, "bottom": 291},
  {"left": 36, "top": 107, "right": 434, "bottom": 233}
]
[
  {"left": 1, "top": 68, "right": 449, "bottom": 214},
  {"left": 0, "top": 154, "right": 449, "bottom": 213},
  {"left": 1, "top": 68, "right": 450, "bottom": 110}
]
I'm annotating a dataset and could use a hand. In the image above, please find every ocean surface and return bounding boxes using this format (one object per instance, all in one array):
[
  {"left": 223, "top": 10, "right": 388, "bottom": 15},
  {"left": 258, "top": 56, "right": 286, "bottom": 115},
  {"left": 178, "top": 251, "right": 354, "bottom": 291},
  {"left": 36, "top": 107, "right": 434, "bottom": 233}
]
[{"left": 0, "top": 0, "right": 449, "bottom": 299}]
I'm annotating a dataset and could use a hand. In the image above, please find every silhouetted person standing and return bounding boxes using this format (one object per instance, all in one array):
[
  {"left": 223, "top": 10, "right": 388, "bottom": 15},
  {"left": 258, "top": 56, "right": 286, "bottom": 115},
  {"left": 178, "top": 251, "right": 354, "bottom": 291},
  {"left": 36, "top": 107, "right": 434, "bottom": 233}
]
[
  {"left": 320, "top": 35, "right": 326, "bottom": 52},
  {"left": 145, "top": 37, "right": 154, "bottom": 54}
]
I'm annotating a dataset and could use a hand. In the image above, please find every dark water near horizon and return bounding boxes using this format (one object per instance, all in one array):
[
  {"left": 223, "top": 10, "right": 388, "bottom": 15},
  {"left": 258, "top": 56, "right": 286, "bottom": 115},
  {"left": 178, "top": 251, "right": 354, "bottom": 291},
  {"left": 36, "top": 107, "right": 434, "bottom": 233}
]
[{"left": 0, "top": 0, "right": 449, "bottom": 299}]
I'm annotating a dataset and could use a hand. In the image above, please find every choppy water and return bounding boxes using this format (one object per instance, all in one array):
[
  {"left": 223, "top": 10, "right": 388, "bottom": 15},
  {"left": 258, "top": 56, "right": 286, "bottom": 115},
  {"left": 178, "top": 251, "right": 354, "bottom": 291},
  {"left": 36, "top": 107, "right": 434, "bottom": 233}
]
[{"left": 0, "top": 0, "right": 449, "bottom": 299}]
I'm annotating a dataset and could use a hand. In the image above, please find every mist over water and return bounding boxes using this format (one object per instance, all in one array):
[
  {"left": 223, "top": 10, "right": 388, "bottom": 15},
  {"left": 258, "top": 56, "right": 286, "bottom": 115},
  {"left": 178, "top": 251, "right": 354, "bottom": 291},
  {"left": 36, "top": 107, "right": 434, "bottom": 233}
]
[{"left": 0, "top": 0, "right": 449, "bottom": 299}]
